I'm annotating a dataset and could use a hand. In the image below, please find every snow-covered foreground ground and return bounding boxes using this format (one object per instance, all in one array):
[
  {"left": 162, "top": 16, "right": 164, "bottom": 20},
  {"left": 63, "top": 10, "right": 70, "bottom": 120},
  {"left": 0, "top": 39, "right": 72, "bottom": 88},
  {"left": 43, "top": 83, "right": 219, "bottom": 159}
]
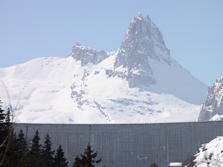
[{"left": 193, "top": 136, "right": 223, "bottom": 167}]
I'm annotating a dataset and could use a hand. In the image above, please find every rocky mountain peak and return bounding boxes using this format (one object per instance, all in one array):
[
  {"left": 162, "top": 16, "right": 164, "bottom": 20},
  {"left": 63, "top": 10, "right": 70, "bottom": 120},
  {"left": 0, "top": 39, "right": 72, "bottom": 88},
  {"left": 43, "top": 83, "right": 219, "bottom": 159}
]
[
  {"left": 70, "top": 43, "right": 108, "bottom": 66},
  {"left": 198, "top": 76, "right": 223, "bottom": 121},
  {"left": 113, "top": 13, "right": 172, "bottom": 88},
  {"left": 133, "top": 12, "right": 144, "bottom": 20}
]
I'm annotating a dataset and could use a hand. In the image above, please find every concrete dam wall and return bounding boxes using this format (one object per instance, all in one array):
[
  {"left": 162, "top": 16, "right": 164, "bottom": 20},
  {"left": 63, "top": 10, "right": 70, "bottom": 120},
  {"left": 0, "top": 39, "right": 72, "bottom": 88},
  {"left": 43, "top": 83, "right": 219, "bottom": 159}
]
[{"left": 14, "top": 121, "right": 223, "bottom": 167}]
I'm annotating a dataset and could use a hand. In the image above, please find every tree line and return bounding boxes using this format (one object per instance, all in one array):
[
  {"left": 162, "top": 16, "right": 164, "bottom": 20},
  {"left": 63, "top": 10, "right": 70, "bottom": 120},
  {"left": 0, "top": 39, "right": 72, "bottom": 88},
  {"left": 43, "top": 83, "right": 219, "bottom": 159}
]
[
  {"left": 0, "top": 99, "right": 102, "bottom": 167},
  {"left": 0, "top": 98, "right": 160, "bottom": 167}
]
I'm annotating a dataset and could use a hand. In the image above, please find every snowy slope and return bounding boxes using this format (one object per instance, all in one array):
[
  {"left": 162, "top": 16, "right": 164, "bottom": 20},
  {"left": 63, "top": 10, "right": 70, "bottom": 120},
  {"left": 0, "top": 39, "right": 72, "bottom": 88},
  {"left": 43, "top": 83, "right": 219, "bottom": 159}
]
[
  {"left": 0, "top": 13, "right": 207, "bottom": 123},
  {"left": 192, "top": 136, "right": 223, "bottom": 167},
  {"left": 0, "top": 55, "right": 201, "bottom": 123}
]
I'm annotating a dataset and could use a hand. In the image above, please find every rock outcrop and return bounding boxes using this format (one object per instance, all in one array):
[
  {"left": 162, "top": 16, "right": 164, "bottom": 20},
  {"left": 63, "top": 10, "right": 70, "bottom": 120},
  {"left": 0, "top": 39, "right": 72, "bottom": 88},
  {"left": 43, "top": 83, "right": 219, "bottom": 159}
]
[
  {"left": 198, "top": 76, "right": 223, "bottom": 121},
  {"left": 70, "top": 43, "right": 108, "bottom": 66}
]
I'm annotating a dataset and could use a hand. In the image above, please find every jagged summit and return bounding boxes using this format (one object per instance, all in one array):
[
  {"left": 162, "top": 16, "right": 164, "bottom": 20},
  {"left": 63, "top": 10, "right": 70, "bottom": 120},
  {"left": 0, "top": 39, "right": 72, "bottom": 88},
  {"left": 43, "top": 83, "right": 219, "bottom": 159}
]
[
  {"left": 70, "top": 43, "right": 108, "bottom": 66},
  {"left": 116, "top": 13, "right": 169, "bottom": 62},
  {"left": 113, "top": 13, "right": 173, "bottom": 88},
  {"left": 133, "top": 12, "right": 145, "bottom": 21},
  {"left": 133, "top": 12, "right": 150, "bottom": 21}
]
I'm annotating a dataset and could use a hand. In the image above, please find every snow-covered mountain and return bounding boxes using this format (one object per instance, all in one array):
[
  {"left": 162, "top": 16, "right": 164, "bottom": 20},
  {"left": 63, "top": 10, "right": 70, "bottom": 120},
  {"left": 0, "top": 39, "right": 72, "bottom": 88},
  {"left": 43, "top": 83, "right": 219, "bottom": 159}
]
[
  {"left": 198, "top": 76, "right": 223, "bottom": 121},
  {"left": 0, "top": 13, "right": 207, "bottom": 123},
  {"left": 190, "top": 136, "right": 223, "bottom": 167}
]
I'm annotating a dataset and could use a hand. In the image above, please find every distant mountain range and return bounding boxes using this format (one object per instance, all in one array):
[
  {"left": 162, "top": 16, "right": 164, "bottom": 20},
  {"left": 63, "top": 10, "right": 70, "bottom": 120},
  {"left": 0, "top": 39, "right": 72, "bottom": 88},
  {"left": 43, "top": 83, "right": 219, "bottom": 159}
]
[{"left": 0, "top": 13, "right": 207, "bottom": 123}]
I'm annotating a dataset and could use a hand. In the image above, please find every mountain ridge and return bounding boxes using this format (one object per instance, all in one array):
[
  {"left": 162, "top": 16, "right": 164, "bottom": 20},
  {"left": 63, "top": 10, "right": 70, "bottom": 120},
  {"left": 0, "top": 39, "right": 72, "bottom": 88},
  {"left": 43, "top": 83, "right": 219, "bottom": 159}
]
[{"left": 0, "top": 13, "right": 207, "bottom": 123}]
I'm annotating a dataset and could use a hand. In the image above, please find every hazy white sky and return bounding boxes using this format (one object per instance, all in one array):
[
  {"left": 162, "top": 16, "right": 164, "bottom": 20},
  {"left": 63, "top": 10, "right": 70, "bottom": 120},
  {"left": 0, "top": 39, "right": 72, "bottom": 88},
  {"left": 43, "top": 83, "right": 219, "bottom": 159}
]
[{"left": 0, "top": 0, "right": 223, "bottom": 86}]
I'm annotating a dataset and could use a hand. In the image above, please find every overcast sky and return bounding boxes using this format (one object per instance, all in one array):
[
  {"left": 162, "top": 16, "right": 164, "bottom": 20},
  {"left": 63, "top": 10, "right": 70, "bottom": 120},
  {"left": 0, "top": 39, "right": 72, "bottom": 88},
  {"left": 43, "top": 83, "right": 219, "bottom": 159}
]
[{"left": 0, "top": 0, "right": 223, "bottom": 86}]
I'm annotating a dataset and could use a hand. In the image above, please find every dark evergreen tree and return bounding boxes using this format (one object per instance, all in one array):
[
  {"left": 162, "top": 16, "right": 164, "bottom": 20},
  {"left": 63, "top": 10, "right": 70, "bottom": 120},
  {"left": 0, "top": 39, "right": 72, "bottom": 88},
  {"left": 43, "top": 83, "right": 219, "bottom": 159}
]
[
  {"left": 0, "top": 100, "right": 5, "bottom": 124},
  {"left": 30, "top": 129, "right": 43, "bottom": 166},
  {"left": 0, "top": 99, "right": 7, "bottom": 166},
  {"left": 0, "top": 100, "right": 5, "bottom": 138},
  {"left": 73, "top": 142, "right": 101, "bottom": 167},
  {"left": 0, "top": 99, "right": 6, "bottom": 143},
  {"left": 16, "top": 129, "right": 31, "bottom": 166},
  {"left": 31, "top": 130, "right": 41, "bottom": 152},
  {"left": 4, "top": 131, "right": 31, "bottom": 167},
  {"left": 42, "top": 133, "right": 55, "bottom": 167},
  {"left": 4, "top": 132, "right": 19, "bottom": 167},
  {"left": 17, "top": 129, "right": 28, "bottom": 152},
  {"left": 73, "top": 155, "right": 82, "bottom": 167},
  {"left": 150, "top": 162, "right": 158, "bottom": 167},
  {"left": 5, "top": 108, "right": 10, "bottom": 125},
  {"left": 53, "top": 145, "right": 68, "bottom": 167}
]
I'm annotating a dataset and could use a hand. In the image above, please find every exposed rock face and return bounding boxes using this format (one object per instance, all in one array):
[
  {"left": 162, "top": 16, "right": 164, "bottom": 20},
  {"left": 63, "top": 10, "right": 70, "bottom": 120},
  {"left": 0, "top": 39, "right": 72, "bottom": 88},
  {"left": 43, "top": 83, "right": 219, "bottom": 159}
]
[
  {"left": 70, "top": 43, "right": 108, "bottom": 66},
  {"left": 114, "top": 13, "right": 171, "bottom": 87},
  {"left": 198, "top": 76, "right": 223, "bottom": 121}
]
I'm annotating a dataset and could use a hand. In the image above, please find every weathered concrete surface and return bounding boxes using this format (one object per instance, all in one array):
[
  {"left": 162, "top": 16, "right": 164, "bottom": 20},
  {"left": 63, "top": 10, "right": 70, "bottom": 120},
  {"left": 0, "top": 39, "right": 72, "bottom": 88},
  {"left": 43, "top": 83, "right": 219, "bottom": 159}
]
[{"left": 14, "top": 121, "right": 223, "bottom": 167}]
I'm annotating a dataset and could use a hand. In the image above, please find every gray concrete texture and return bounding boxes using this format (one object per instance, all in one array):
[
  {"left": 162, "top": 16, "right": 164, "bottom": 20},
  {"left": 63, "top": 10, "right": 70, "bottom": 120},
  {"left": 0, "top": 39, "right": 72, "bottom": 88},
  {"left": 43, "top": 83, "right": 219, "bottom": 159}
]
[{"left": 14, "top": 121, "right": 223, "bottom": 167}]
